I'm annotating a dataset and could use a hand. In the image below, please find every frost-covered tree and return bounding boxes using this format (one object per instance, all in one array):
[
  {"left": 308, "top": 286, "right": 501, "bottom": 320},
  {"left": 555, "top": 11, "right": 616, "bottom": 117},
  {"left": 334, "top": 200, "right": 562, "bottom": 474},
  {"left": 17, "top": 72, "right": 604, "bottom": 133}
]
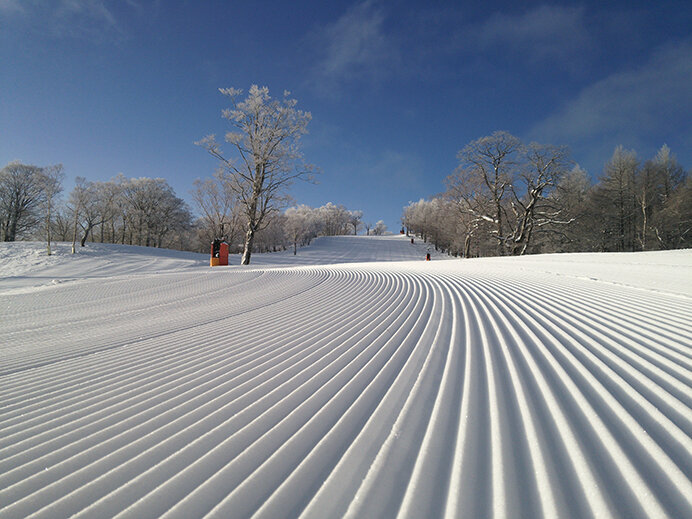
[
  {"left": 507, "top": 143, "right": 572, "bottom": 254},
  {"left": 348, "top": 210, "right": 363, "bottom": 235},
  {"left": 191, "top": 171, "right": 243, "bottom": 245},
  {"left": 284, "top": 204, "right": 318, "bottom": 254},
  {"left": 198, "top": 85, "right": 314, "bottom": 265},
  {"left": 372, "top": 220, "right": 387, "bottom": 235},
  {"left": 457, "top": 131, "right": 522, "bottom": 255},
  {"left": 122, "top": 178, "right": 191, "bottom": 248},
  {"left": 450, "top": 133, "right": 572, "bottom": 255},
  {"left": 318, "top": 203, "right": 351, "bottom": 236}
]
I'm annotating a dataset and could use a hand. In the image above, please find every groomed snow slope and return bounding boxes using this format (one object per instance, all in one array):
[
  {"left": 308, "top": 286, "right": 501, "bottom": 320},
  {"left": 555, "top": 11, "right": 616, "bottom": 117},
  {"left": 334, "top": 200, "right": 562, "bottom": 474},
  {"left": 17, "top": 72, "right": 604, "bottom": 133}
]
[{"left": 1, "top": 236, "right": 691, "bottom": 518}]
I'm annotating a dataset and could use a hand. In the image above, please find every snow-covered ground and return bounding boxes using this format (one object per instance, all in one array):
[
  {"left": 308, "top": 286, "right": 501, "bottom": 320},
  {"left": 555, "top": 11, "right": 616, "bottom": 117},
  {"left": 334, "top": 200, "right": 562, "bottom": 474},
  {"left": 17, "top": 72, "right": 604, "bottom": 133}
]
[{"left": 1, "top": 236, "right": 691, "bottom": 518}]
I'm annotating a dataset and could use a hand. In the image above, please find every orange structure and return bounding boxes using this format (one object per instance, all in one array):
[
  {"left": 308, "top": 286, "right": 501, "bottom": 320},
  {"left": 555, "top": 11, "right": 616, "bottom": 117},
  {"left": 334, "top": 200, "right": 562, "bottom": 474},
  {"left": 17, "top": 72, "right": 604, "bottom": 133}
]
[{"left": 210, "top": 240, "right": 229, "bottom": 266}]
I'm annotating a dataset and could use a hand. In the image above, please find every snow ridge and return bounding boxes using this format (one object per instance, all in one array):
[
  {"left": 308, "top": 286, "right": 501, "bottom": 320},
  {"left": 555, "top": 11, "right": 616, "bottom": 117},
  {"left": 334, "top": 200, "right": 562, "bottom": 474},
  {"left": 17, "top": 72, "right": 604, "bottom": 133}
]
[{"left": 0, "top": 237, "right": 691, "bottom": 518}]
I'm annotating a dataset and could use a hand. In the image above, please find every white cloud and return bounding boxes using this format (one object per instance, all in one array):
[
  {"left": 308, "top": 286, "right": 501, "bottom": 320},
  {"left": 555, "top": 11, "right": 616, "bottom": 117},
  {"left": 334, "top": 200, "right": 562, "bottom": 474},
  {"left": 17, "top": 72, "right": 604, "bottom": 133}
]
[
  {"left": 1, "top": 0, "right": 132, "bottom": 41},
  {"left": 311, "top": 1, "right": 398, "bottom": 87},
  {"left": 473, "top": 5, "right": 591, "bottom": 63},
  {"left": 0, "top": 0, "right": 25, "bottom": 14},
  {"left": 531, "top": 39, "right": 692, "bottom": 146},
  {"left": 55, "top": 0, "right": 123, "bottom": 40}
]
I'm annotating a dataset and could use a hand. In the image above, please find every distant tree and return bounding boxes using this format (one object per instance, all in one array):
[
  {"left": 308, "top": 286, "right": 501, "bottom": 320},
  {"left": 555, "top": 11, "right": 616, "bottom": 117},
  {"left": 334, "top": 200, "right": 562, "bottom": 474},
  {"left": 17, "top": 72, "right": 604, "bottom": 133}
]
[
  {"left": 651, "top": 171, "right": 690, "bottom": 250},
  {"left": 39, "top": 164, "right": 64, "bottom": 255},
  {"left": 649, "top": 145, "right": 688, "bottom": 249},
  {"left": 68, "top": 177, "right": 88, "bottom": 253},
  {"left": 123, "top": 177, "right": 191, "bottom": 248},
  {"left": 547, "top": 165, "right": 592, "bottom": 251},
  {"left": 94, "top": 180, "right": 122, "bottom": 244},
  {"left": 372, "top": 220, "right": 387, "bottom": 235},
  {"left": 449, "top": 133, "right": 571, "bottom": 255},
  {"left": 191, "top": 171, "right": 242, "bottom": 245},
  {"left": 284, "top": 204, "right": 317, "bottom": 255},
  {"left": 51, "top": 205, "right": 72, "bottom": 242},
  {"left": 594, "top": 146, "right": 638, "bottom": 251},
  {"left": 254, "top": 214, "right": 287, "bottom": 253},
  {"left": 654, "top": 144, "right": 685, "bottom": 202},
  {"left": 198, "top": 85, "right": 314, "bottom": 265},
  {"left": 456, "top": 131, "right": 522, "bottom": 255},
  {"left": 0, "top": 161, "right": 47, "bottom": 241},
  {"left": 348, "top": 210, "right": 363, "bottom": 235},
  {"left": 364, "top": 222, "right": 372, "bottom": 236},
  {"left": 318, "top": 203, "right": 351, "bottom": 236},
  {"left": 507, "top": 143, "right": 572, "bottom": 254},
  {"left": 443, "top": 171, "right": 491, "bottom": 257}
]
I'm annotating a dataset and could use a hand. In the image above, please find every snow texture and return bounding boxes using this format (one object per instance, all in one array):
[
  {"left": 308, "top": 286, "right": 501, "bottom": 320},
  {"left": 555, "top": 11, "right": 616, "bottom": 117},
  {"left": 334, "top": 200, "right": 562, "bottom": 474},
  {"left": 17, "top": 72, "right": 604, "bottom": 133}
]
[{"left": 1, "top": 236, "right": 691, "bottom": 518}]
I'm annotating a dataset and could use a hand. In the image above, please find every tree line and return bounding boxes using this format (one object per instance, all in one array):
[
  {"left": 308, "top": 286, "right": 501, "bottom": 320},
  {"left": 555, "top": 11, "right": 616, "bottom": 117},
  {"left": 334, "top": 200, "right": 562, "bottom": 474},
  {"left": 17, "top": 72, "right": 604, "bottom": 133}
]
[
  {"left": 402, "top": 131, "right": 690, "bottom": 257},
  {"left": 0, "top": 165, "right": 195, "bottom": 253},
  {"left": 0, "top": 161, "right": 372, "bottom": 256},
  {"left": 191, "top": 168, "right": 375, "bottom": 254}
]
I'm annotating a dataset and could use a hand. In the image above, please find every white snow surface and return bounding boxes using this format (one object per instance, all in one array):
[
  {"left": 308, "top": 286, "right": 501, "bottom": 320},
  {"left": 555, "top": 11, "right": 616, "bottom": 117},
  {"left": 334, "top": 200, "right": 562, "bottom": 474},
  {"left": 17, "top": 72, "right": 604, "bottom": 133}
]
[{"left": 1, "top": 236, "right": 691, "bottom": 518}]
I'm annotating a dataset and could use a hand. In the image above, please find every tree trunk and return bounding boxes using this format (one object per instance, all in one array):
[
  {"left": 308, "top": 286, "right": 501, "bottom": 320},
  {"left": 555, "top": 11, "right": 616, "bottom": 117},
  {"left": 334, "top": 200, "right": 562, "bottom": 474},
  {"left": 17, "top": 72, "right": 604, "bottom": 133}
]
[
  {"left": 241, "top": 226, "right": 255, "bottom": 265},
  {"left": 7, "top": 212, "right": 18, "bottom": 242},
  {"left": 640, "top": 197, "right": 647, "bottom": 251},
  {"left": 46, "top": 203, "right": 52, "bottom": 256},
  {"left": 496, "top": 203, "right": 504, "bottom": 256},
  {"left": 71, "top": 211, "right": 79, "bottom": 254}
]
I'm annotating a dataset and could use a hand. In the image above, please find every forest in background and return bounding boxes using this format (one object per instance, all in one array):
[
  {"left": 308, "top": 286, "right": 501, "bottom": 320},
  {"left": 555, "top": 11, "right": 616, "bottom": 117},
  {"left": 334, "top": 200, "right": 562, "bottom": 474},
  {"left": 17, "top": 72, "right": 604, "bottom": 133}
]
[
  {"left": 1, "top": 131, "right": 689, "bottom": 258},
  {"left": 402, "top": 132, "right": 690, "bottom": 257},
  {"left": 0, "top": 163, "right": 375, "bottom": 255}
]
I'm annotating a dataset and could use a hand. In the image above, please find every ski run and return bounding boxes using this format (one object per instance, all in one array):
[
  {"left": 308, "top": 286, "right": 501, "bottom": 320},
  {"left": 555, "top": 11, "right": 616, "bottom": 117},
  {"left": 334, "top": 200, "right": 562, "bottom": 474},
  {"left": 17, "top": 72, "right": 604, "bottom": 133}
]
[{"left": 1, "top": 235, "right": 691, "bottom": 519}]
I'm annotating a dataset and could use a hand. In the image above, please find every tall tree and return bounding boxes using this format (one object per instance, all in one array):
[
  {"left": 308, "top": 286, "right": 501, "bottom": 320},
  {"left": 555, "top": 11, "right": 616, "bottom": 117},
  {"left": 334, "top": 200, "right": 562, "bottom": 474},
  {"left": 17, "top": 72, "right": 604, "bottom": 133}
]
[
  {"left": 198, "top": 85, "right": 314, "bottom": 265},
  {"left": 508, "top": 143, "right": 572, "bottom": 254},
  {"left": 191, "top": 171, "right": 242, "bottom": 244},
  {"left": 456, "top": 131, "right": 522, "bottom": 255},
  {"left": 0, "top": 162, "right": 46, "bottom": 241},
  {"left": 598, "top": 146, "right": 638, "bottom": 251},
  {"left": 348, "top": 210, "right": 363, "bottom": 235},
  {"left": 68, "top": 177, "right": 88, "bottom": 253},
  {"left": 284, "top": 205, "right": 316, "bottom": 255},
  {"left": 39, "top": 164, "right": 64, "bottom": 255}
]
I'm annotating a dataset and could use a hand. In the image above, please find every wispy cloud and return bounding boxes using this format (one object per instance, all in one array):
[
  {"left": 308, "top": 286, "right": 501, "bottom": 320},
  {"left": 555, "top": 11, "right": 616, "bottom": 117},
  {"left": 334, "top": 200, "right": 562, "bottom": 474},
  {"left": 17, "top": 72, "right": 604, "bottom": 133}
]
[
  {"left": 0, "top": 0, "right": 136, "bottom": 42},
  {"left": 471, "top": 5, "right": 591, "bottom": 63},
  {"left": 531, "top": 39, "right": 692, "bottom": 168},
  {"left": 309, "top": 1, "right": 399, "bottom": 90},
  {"left": 0, "top": 0, "right": 24, "bottom": 14}
]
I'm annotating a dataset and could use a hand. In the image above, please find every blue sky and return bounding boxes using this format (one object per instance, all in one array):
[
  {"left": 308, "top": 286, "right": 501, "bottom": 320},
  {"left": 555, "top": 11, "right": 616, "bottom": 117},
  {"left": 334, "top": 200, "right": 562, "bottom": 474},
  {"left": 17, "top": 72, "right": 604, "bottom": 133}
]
[{"left": 2, "top": 0, "right": 691, "bottom": 232}]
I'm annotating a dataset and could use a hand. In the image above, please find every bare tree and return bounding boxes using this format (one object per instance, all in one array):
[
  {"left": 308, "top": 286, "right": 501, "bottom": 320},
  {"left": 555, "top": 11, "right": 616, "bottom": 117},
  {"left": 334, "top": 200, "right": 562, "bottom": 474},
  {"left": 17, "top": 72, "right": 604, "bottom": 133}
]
[
  {"left": 39, "top": 164, "right": 64, "bottom": 255},
  {"left": 456, "top": 131, "right": 522, "bottom": 255},
  {"left": 651, "top": 175, "right": 691, "bottom": 249},
  {"left": 348, "top": 210, "right": 363, "bottom": 235},
  {"left": 68, "top": 177, "right": 88, "bottom": 253},
  {"left": 0, "top": 162, "right": 47, "bottom": 241},
  {"left": 191, "top": 171, "right": 241, "bottom": 244},
  {"left": 198, "top": 85, "right": 314, "bottom": 264},
  {"left": 596, "top": 146, "right": 638, "bottom": 251},
  {"left": 122, "top": 177, "right": 191, "bottom": 248},
  {"left": 507, "top": 143, "right": 572, "bottom": 254},
  {"left": 443, "top": 171, "right": 492, "bottom": 256}
]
